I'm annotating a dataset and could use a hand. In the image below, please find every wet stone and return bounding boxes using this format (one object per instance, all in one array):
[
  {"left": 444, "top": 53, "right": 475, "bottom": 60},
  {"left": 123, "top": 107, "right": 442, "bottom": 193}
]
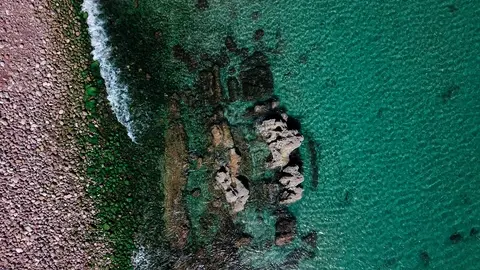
[{"left": 235, "top": 234, "right": 253, "bottom": 248}]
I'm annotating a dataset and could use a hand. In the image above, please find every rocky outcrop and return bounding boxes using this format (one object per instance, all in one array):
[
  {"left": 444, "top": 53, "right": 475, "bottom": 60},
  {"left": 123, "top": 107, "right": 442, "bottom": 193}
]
[
  {"left": 257, "top": 118, "right": 303, "bottom": 169},
  {"left": 279, "top": 166, "right": 304, "bottom": 205},
  {"left": 257, "top": 114, "right": 304, "bottom": 204},
  {"left": 211, "top": 123, "right": 234, "bottom": 148},
  {"left": 215, "top": 166, "right": 249, "bottom": 213},
  {"left": 212, "top": 123, "right": 249, "bottom": 213}
]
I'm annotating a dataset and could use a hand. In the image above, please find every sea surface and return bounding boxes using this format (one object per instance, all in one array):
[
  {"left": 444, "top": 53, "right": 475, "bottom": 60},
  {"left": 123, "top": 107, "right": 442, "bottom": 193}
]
[{"left": 95, "top": 0, "right": 480, "bottom": 269}]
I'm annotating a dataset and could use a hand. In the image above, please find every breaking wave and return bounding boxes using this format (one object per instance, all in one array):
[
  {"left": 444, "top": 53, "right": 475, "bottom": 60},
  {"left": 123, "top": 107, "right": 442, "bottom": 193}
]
[{"left": 82, "top": 0, "right": 137, "bottom": 142}]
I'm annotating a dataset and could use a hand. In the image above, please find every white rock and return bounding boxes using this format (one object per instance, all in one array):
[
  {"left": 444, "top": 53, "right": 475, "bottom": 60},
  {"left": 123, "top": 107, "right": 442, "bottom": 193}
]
[
  {"left": 215, "top": 167, "right": 249, "bottom": 213},
  {"left": 257, "top": 118, "right": 304, "bottom": 169},
  {"left": 257, "top": 116, "right": 305, "bottom": 205}
]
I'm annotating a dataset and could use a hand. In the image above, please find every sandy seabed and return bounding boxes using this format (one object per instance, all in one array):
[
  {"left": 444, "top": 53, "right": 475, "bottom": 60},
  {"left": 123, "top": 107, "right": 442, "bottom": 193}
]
[{"left": 0, "top": 1, "right": 108, "bottom": 269}]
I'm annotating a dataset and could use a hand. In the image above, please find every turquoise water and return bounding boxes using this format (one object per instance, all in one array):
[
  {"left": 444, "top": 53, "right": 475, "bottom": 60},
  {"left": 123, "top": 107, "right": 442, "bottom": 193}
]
[
  {"left": 99, "top": 0, "right": 480, "bottom": 268},
  {"left": 272, "top": 1, "right": 480, "bottom": 269}
]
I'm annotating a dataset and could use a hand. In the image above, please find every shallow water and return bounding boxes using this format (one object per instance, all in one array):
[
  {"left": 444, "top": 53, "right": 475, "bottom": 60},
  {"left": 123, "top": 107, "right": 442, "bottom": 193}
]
[{"left": 98, "top": 0, "right": 480, "bottom": 268}]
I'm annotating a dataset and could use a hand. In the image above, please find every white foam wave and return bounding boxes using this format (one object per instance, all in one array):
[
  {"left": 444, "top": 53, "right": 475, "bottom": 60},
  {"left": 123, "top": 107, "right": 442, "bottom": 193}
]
[{"left": 82, "top": 0, "right": 136, "bottom": 142}]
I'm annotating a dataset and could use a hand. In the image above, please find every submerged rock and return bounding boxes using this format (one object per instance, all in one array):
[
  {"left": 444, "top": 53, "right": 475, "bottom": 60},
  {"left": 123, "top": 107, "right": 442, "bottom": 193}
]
[
  {"left": 449, "top": 232, "right": 462, "bottom": 244},
  {"left": 240, "top": 51, "right": 274, "bottom": 100},
  {"left": 227, "top": 76, "right": 241, "bottom": 101},
  {"left": 197, "top": 67, "right": 222, "bottom": 102},
  {"left": 420, "top": 250, "right": 430, "bottom": 267},
  {"left": 172, "top": 44, "right": 197, "bottom": 71},
  {"left": 225, "top": 36, "right": 237, "bottom": 52},
  {"left": 196, "top": 0, "right": 208, "bottom": 10},
  {"left": 254, "top": 29, "right": 265, "bottom": 41},
  {"left": 275, "top": 213, "right": 296, "bottom": 246}
]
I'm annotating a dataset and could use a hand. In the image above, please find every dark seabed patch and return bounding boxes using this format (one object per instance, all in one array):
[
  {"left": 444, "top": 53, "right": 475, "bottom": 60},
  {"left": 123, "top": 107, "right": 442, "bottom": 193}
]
[
  {"left": 441, "top": 84, "right": 461, "bottom": 103},
  {"left": 449, "top": 232, "right": 463, "bottom": 244},
  {"left": 420, "top": 250, "right": 430, "bottom": 267}
]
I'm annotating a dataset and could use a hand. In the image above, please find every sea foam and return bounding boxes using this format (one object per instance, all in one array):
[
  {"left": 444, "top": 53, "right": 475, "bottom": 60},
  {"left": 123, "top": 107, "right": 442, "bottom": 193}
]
[{"left": 82, "top": 0, "right": 136, "bottom": 142}]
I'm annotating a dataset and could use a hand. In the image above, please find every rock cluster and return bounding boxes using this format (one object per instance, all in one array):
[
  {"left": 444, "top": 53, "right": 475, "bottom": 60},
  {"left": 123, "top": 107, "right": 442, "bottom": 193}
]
[
  {"left": 279, "top": 166, "right": 304, "bottom": 205},
  {"left": 257, "top": 115, "right": 304, "bottom": 204},
  {"left": 257, "top": 117, "right": 303, "bottom": 169},
  {"left": 212, "top": 124, "right": 249, "bottom": 213}
]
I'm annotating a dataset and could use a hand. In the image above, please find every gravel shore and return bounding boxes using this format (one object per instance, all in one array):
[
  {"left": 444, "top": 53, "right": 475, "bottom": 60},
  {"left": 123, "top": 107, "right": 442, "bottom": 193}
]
[{"left": 0, "top": 1, "right": 108, "bottom": 269}]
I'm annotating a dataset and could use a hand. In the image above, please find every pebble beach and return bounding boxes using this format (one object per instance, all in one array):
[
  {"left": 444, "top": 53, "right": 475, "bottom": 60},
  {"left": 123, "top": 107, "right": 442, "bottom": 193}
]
[{"left": 0, "top": 1, "right": 108, "bottom": 268}]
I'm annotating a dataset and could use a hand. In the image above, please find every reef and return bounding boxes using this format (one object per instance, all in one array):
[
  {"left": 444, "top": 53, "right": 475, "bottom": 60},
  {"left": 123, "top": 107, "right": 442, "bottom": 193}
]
[{"left": 141, "top": 31, "right": 310, "bottom": 268}]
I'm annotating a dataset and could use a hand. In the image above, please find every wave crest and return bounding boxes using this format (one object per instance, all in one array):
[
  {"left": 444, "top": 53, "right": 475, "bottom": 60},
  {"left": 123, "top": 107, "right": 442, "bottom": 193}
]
[{"left": 82, "top": 0, "right": 137, "bottom": 142}]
